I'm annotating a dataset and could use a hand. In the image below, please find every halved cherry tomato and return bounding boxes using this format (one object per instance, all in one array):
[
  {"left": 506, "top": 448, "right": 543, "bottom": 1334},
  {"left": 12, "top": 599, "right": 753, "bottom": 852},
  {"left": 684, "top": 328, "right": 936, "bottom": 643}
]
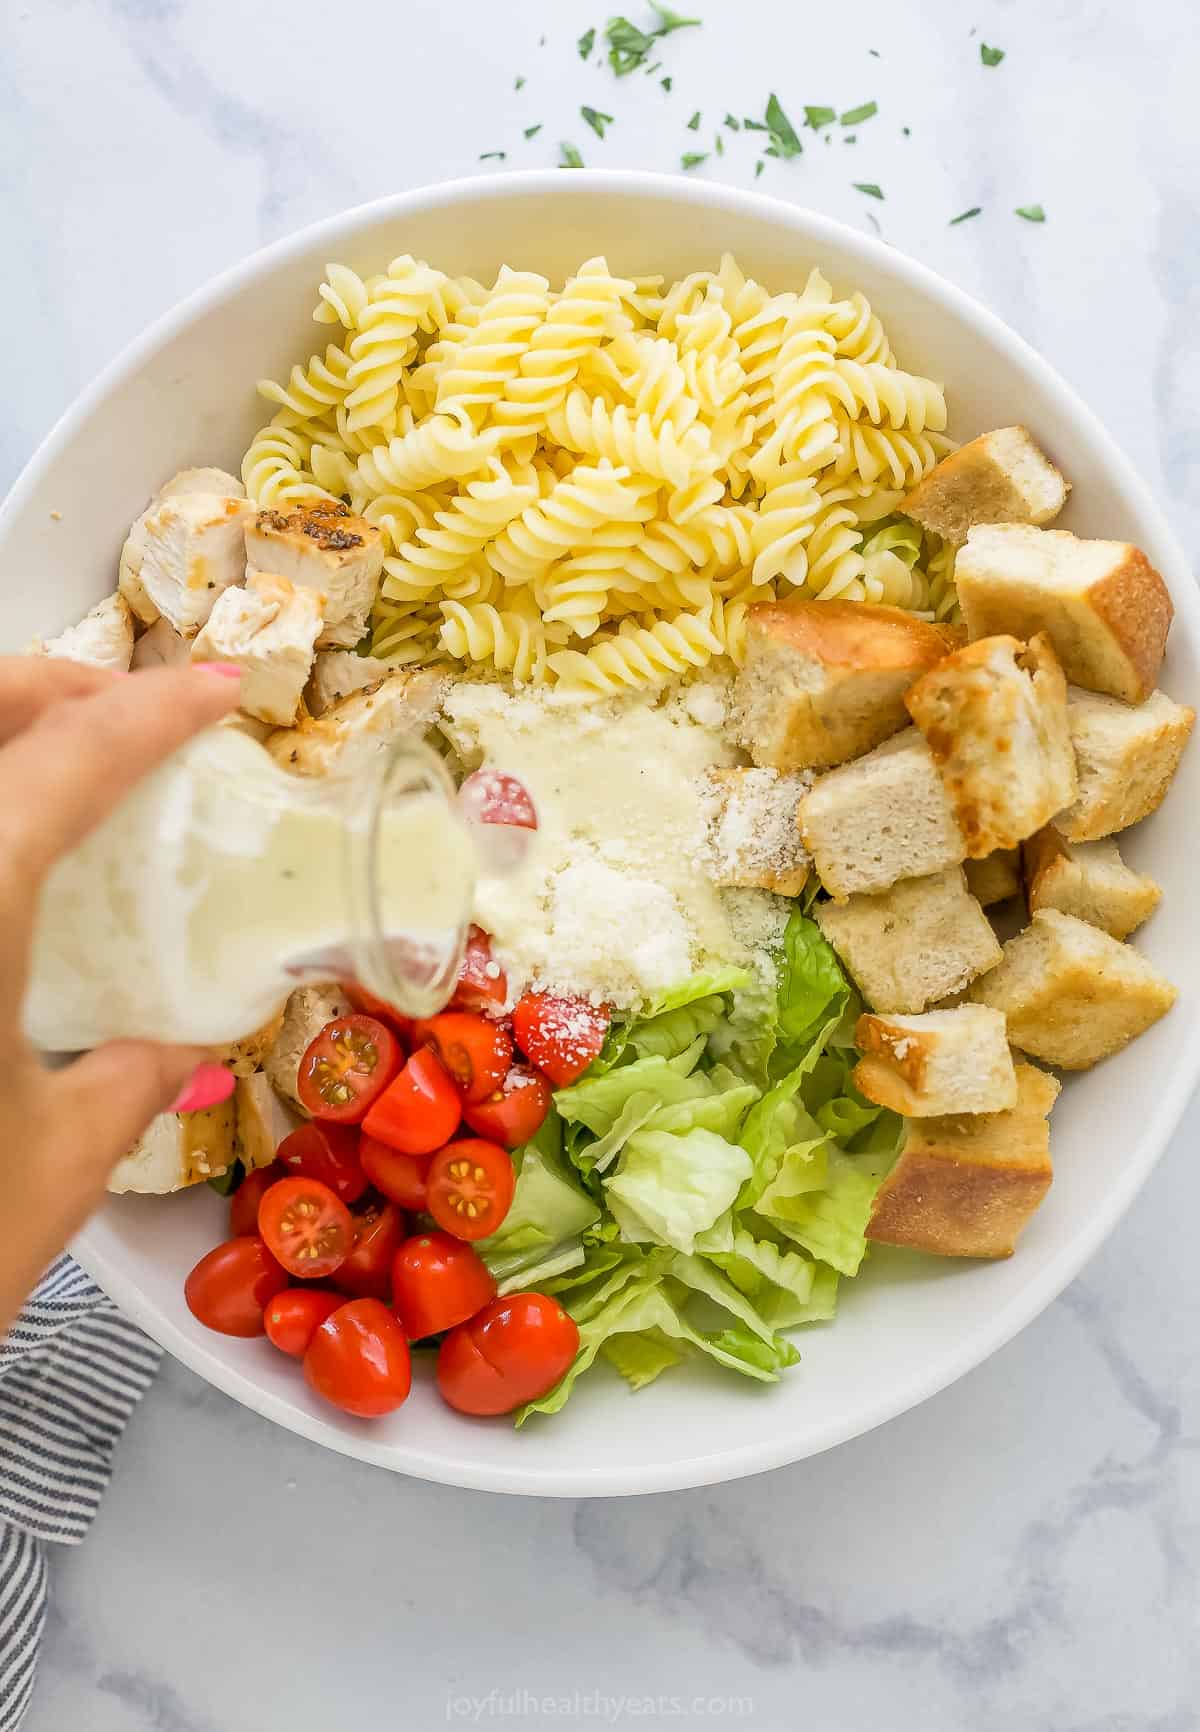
[
  {"left": 296, "top": 1014, "right": 402, "bottom": 1125},
  {"left": 463, "top": 1065, "right": 552, "bottom": 1149},
  {"left": 303, "top": 1298, "right": 412, "bottom": 1418},
  {"left": 458, "top": 769, "right": 538, "bottom": 830},
  {"left": 360, "top": 1137, "right": 431, "bottom": 1211},
  {"left": 334, "top": 1199, "right": 407, "bottom": 1299},
  {"left": 185, "top": 1236, "right": 287, "bottom": 1338},
  {"left": 342, "top": 981, "right": 415, "bottom": 1042},
  {"left": 263, "top": 1288, "right": 344, "bottom": 1358},
  {"left": 361, "top": 1048, "right": 462, "bottom": 1156},
  {"left": 391, "top": 1232, "right": 497, "bottom": 1340},
  {"left": 425, "top": 1138, "right": 515, "bottom": 1242},
  {"left": 258, "top": 1176, "right": 353, "bottom": 1279},
  {"left": 437, "top": 1292, "right": 579, "bottom": 1416},
  {"left": 410, "top": 1012, "right": 512, "bottom": 1105},
  {"left": 277, "top": 1122, "right": 368, "bottom": 1205},
  {"left": 229, "top": 1163, "right": 283, "bottom": 1238},
  {"left": 450, "top": 925, "right": 507, "bottom": 1015},
  {"left": 511, "top": 993, "right": 609, "bottom": 1087}
]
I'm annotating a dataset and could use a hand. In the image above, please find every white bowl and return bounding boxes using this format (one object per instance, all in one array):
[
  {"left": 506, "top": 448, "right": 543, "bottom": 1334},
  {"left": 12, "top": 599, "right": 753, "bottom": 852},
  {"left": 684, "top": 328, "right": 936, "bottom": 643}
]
[{"left": 4, "top": 172, "right": 1196, "bottom": 1497}]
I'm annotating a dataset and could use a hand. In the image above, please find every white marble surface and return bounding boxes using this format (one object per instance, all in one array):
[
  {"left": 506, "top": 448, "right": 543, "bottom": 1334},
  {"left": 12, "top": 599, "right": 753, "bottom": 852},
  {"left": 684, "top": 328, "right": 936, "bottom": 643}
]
[{"left": 6, "top": 0, "right": 1200, "bottom": 1725}]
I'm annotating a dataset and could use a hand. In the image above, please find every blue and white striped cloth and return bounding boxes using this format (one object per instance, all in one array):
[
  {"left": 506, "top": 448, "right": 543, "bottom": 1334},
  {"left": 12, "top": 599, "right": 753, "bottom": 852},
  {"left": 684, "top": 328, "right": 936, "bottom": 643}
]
[{"left": 0, "top": 1258, "right": 160, "bottom": 1730}]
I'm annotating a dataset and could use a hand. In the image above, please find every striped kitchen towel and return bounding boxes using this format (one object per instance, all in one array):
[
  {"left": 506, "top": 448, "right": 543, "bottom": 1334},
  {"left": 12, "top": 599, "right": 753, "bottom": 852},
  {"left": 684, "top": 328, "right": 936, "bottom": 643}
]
[{"left": 0, "top": 1257, "right": 161, "bottom": 1730}]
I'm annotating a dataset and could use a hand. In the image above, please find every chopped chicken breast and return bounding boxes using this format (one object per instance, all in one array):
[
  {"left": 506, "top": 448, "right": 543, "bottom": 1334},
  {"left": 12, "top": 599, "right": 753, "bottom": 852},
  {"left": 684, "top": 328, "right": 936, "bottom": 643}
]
[
  {"left": 130, "top": 615, "right": 190, "bottom": 670},
  {"left": 158, "top": 467, "right": 246, "bottom": 501},
  {"left": 120, "top": 491, "right": 254, "bottom": 634},
  {"left": 191, "top": 572, "right": 324, "bottom": 726},
  {"left": 265, "top": 669, "right": 448, "bottom": 777},
  {"left": 107, "top": 1098, "right": 237, "bottom": 1194},
  {"left": 264, "top": 984, "right": 351, "bottom": 1111},
  {"left": 31, "top": 591, "right": 134, "bottom": 671},
  {"left": 235, "top": 1073, "right": 301, "bottom": 1171},
  {"left": 216, "top": 1005, "right": 288, "bottom": 1077},
  {"left": 244, "top": 500, "right": 383, "bottom": 649},
  {"left": 307, "top": 649, "right": 395, "bottom": 717}
]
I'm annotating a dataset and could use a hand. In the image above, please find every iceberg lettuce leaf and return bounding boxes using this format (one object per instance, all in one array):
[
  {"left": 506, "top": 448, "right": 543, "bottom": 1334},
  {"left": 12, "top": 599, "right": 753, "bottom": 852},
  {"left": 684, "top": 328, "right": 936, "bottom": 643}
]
[{"left": 605, "top": 1128, "right": 752, "bottom": 1254}]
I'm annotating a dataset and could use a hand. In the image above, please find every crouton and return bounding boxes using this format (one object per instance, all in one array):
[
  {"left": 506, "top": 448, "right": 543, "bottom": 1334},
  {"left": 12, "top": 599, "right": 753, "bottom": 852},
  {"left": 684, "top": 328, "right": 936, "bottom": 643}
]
[
  {"left": 815, "top": 867, "right": 1002, "bottom": 1013},
  {"left": 130, "top": 615, "right": 189, "bottom": 670},
  {"left": 1059, "top": 687, "right": 1194, "bottom": 841},
  {"left": 901, "top": 426, "right": 1070, "bottom": 546},
  {"left": 120, "top": 491, "right": 254, "bottom": 634},
  {"left": 904, "top": 633, "right": 1077, "bottom": 856},
  {"left": 732, "top": 599, "right": 958, "bottom": 771},
  {"left": 955, "top": 523, "right": 1173, "bottom": 704},
  {"left": 307, "top": 649, "right": 395, "bottom": 717},
  {"left": 704, "top": 767, "right": 812, "bottom": 896},
  {"left": 865, "top": 1062, "right": 1059, "bottom": 1258},
  {"left": 158, "top": 467, "right": 246, "bottom": 501},
  {"left": 235, "top": 1073, "right": 301, "bottom": 1172},
  {"left": 31, "top": 591, "right": 134, "bottom": 671},
  {"left": 107, "top": 1098, "right": 237, "bottom": 1195},
  {"left": 1023, "top": 827, "right": 1161, "bottom": 940},
  {"left": 854, "top": 1005, "right": 1017, "bottom": 1116},
  {"left": 798, "top": 728, "right": 965, "bottom": 900},
  {"left": 191, "top": 572, "right": 324, "bottom": 727},
  {"left": 264, "top": 984, "right": 351, "bottom": 1110},
  {"left": 244, "top": 500, "right": 383, "bottom": 649},
  {"left": 215, "top": 1006, "right": 288, "bottom": 1078},
  {"left": 971, "top": 908, "right": 1176, "bottom": 1069},
  {"left": 965, "top": 849, "right": 1021, "bottom": 908},
  {"left": 265, "top": 669, "right": 447, "bottom": 778}
]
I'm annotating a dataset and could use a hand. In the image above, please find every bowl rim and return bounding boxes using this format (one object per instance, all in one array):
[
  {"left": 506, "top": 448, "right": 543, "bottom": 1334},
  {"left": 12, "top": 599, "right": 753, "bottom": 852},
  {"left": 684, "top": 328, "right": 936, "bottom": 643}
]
[{"left": 15, "top": 167, "right": 1196, "bottom": 1496}]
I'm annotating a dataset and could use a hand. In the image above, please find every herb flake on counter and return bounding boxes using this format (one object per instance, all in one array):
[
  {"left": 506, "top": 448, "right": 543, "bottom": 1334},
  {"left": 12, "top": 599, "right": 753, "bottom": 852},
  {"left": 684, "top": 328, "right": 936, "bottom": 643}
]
[
  {"left": 605, "top": 4, "right": 700, "bottom": 76},
  {"left": 681, "top": 150, "right": 708, "bottom": 170},
  {"left": 764, "top": 93, "right": 803, "bottom": 159},
  {"left": 661, "top": 76, "right": 673, "bottom": 90},
  {"left": 560, "top": 141, "right": 585, "bottom": 169},
  {"left": 804, "top": 105, "right": 836, "bottom": 130},
  {"left": 950, "top": 206, "right": 982, "bottom": 224},
  {"left": 854, "top": 181, "right": 884, "bottom": 199},
  {"left": 479, "top": 151, "right": 507, "bottom": 161},
  {"left": 715, "top": 132, "right": 724, "bottom": 154},
  {"left": 755, "top": 158, "right": 765, "bottom": 177},
  {"left": 688, "top": 109, "right": 701, "bottom": 130},
  {"left": 524, "top": 124, "right": 543, "bottom": 138},
  {"left": 514, "top": 75, "right": 526, "bottom": 90},
  {"left": 841, "top": 101, "right": 877, "bottom": 125},
  {"left": 1016, "top": 203, "right": 1046, "bottom": 221},
  {"left": 582, "top": 105, "right": 614, "bottom": 138},
  {"left": 869, "top": 47, "right": 880, "bottom": 57},
  {"left": 724, "top": 113, "right": 740, "bottom": 129},
  {"left": 843, "top": 133, "right": 857, "bottom": 144},
  {"left": 743, "top": 117, "right": 768, "bottom": 132},
  {"left": 980, "top": 42, "right": 1005, "bottom": 66},
  {"left": 578, "top": 27, "right": 596, "bottom": 58},
  {"left": 902, "top": 125, "right": 911, "bottom": 136}
]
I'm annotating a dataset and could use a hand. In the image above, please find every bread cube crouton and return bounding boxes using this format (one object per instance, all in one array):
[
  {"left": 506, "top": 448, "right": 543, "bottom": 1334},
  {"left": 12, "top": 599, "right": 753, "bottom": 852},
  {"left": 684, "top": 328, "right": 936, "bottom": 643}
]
[
  {"left": 1059, "top": 687, "right": 1194, "bottom": 841},
  {"left": 901, "top": 425, "right": 1070, "bottom": 546},
  {"left": 854, "top": 1005, "right": 1018, "bottom": 1116},
  {"left": 32, "top": 591, "right": 134, "bottom": 671},
  {"left": 130, "top": 616, "right": 190, "bottom": 670},
  {"left": 235, "top": 1073, "right": 301, "bottom": 1172},
  {"left": 215, "top": 1006, "right": 288, "bottom": 1078},
  {"left": 119, "top": 491, "right": 254, "bottom": 634},
  {"left": 955, "top": 523, "right": 1174, "bottom": 704},
  {"left": 733, "top": 599, "right": 958, "bottom": 771},
  {"left": 264, "top": 984, "right": 351, "bottom": 1111},
  {"left": 904, "top": 633, "right": 1077, "bottom": 856},
  {"left": 965, "top": 849, "right": 1021, "bottom": 908},
  {"left": 1023, "top": 827, "right": 1161, "bottom": 940},
  {"left": 107, "top": 1098, "right": 237, "bottom": 1195},
  {"left": 265, "top": 669, "right": 447, "bottom": 778},
  {"left": 866, "top": 1062, "right": 1059, "bottom": 1259},
  {"left": 190, "top": 572, "right": 324, "bottom": 727},
  {"left": 798, "top": 728, "right": 966, "bottom": 900},
  {"left": 244, "top": 500, "right": 384, "bottom": 650},
  {"left": 704, "top": 767, "right": 813, "bottom": 896},
  {"left": 815, "top": 867, "right": 1002, "bottom": 1013},
  {"left": 971, "top": 908, "right": 1176, "bottom": 1069},
  {"left": 307, "top": 649, "right": 395, "bottom": 716}
]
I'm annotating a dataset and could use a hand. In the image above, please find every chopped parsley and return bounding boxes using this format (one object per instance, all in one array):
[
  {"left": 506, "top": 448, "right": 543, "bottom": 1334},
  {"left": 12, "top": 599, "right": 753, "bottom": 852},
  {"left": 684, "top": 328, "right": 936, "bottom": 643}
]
[
  {"left": 843, "top": 133, "right": 856, "bottom": 144},
  {"left": 742, "top": 117, "right": 769, "bottom": 132},
  {"left": 524, "top": 124, "right": 543, "bottom": 138},
  {"left": 582, "top": 105, "right": 614, "bottom": 138},
  {"left": 661, "top": 75, "right": 673, "bottom": 91},
  {"left": 688, "top": 109, "right": 701, "bottom": 129},
  {"left": 1016, "top": 203, "right": 1046, "bottom": 222},
  {"left": 715, "top": 131, "right": 724, "bottom": 154},
  {"left": 514, "top": 75, "right": 526, "bottom": 90},
  {"left": 724, "top": 113, "right": 740, "bottom": 129},
  {"left": 763, "top": 92, "right": 803, "bottom": 159},
  {"left": 804, "top": 105, "right": 836, "bottom": 130},
  {"left": 644, "top": 60, "right": 662, "bottom": 75},
  {"left": 479, "top": 150, "right": 507, "bottom": 161},
  {"left": 560, "top": 141, "right": 585, "bottom": 169},
  {"left": 681, "top": 150, "right": 708, "bottom": 169},
  {"left": 840, "top": 101, "right": 877, "bottom": 125},
  {"left": 980, "top": 42, "right": 1005, "bottom": 66},
  {"left": 902, "top": 125, "right": 911, "bottom": 136},
  {"left": 869, "top": 47, "right": 880, "bottom": 57},
  {"left": 605, "top": 4, "right": 700, "bottom": 76},
  {"left": 853, "top": 181, "right": 884, "bottom": 199},
  {"left": 949, "top": 206, "right": 982, "bottom": 224},
  {"left": 755, "top": 159, "right": 765, "bottom": 177},
  {"left": 578, "top": 27, "right": 596, "bottom": 57}
]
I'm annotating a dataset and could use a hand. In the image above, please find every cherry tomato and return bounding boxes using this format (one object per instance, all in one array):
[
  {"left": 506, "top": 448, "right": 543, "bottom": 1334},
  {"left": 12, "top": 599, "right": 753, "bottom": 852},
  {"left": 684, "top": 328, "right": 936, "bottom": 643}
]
[
  {"left": 258, "top": 1176, "right": 353, "bottom": 1279},
  {"left": 411, "top": 1012, "right": 513, "bottom": 1105},
  {"left": 462, "top": 1065, "right": 552, "bottom": 1149},
  {"left": 425, "top": 1138, "right": 515, "bottom": 1242},
  {"left": 296, "top": 1014, "right": 402, "bottom": 1124},
  {"left": 304, "top": 1298, "right": 412, "bottom": 1418},
  {"left": 359, "top": 1136, "right": 431, "bottom": 1211},
  {"left": 511, "top": 993, "right": 609, "bottom": 1087},
  {"left": 263, "top": 1288, "right": 344, "bottom": 1358},
  {"left": 334, "top": 1199, "right": 407, "bottom": 1299},
  {"left": 450, "top": 925, "right": 507, "bottom": 1015},
  {"left": 391, "top": 1232, "right": 497, "bottom": 1340},
  {"left": 277, "top": 1122, "right": 368, "bottom": 1205},
  {"left": 229, "top": 1163, "right": 283, "bottom": 1238},
  {"left": 342, "top": 982, "right": 415, "bottom": 1042},
  {"left": 458, "top": 769, "right": 538, "bottom": 830},
  {"left": 437, "top": 1292, "right": 579, "bottom": 1416},
  {"left": 361, "top": 1047, "right": 462, "bottom": 1155},
  {"left": 184, "top": 1236, "right": 287, "bottom": 1338}
]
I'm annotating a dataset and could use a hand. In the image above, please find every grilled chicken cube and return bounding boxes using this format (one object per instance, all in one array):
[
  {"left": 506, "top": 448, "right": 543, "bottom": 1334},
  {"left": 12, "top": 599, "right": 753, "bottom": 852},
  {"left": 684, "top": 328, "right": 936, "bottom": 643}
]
[
  {"left": 235, "top": 1073, "right": 301, "bottom": 1171},
  {"left": 158, "top": 467, "right": 246, "bottom": 501},
  {"left": 107, "top": 1099, "right": 237, "bottom": 1195},
  {"left": 130, "top": 616, "right": 190, "bottom": 670},
  {"left": 306, "top": 649, "right": 395, "bottom": 717},
  {"left": 120, "top": 491, "right": 254, "bottom": 634},
  {"left": 265, "top": 669, "right": 447, "bottom": 777},
  {"left": 32, "top": 591, "right": 134, "bottom": 671},
  {"left": 264, "top": 984, "right": 351, "bottom": 1111},
  {"left": 191, "top": 572, "right": 324, "bottom": 727},
  {"left": 244, "top": 500, "right": 383, "bottom": 650}
]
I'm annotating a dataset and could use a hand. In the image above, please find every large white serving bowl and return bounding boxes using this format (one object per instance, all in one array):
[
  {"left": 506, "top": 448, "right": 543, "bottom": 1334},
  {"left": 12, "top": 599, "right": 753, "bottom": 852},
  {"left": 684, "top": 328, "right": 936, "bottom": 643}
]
[{"left": 2, "top": 172, "right": 1196, "bottom": 1497}]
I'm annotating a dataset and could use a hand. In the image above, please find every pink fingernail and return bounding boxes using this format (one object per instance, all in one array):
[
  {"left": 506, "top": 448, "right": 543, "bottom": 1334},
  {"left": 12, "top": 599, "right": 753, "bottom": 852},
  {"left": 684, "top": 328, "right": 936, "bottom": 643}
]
[
  {"left": 170, "top": 1063, "right": 235, "bottom": 1114},
  {"left": 194, "top": 662, "right": 243, "bottom": 680}
]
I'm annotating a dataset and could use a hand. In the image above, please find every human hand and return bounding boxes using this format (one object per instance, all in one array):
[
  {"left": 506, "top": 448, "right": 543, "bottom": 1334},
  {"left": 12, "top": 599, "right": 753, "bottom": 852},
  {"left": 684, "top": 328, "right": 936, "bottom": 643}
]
[{"left": 0, "top": 655, "right": 243, "bottom": 1333}]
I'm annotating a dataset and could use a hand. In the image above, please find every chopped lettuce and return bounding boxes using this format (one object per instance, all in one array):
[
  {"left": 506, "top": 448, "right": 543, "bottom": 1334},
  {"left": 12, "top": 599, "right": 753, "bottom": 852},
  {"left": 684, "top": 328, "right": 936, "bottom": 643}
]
[
  {"left": 627, "top": 994, "right": 726, "bottom": 1061},
  {"left": 776, "top": 914, "right": 851, "bottom": 1055},
  {"left": 555, "top": 1052, "right": 710, "bottom": 1138},
  {"left": 757, "top": 1151, "right": 892, "bottom": 1276},
  {"left": 605, "top": 1128, "right": 752, "bottom": 1254},
  {"left": 601, "top": 1329, "right": 685, "bottom": 1390},
  {"left": 478, "top": 1120, "right": 600, "bottom": 1285}
]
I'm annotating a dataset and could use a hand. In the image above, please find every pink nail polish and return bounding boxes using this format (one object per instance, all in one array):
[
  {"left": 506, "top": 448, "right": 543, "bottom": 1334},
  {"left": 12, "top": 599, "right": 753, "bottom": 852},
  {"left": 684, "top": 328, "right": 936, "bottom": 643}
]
[
  {"left": 170, "top": 1063, "right": 236, "bottom": 1114},
  {"left": 194, "top": 662, "right": 243, "bottom": 680}
]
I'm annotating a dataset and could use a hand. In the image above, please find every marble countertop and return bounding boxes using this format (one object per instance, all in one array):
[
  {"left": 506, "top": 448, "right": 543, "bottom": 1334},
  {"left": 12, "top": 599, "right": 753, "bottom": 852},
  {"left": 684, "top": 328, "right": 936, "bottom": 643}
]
[{"left": 7, "top": 0, "right": 1200, "bottom": 1726}]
